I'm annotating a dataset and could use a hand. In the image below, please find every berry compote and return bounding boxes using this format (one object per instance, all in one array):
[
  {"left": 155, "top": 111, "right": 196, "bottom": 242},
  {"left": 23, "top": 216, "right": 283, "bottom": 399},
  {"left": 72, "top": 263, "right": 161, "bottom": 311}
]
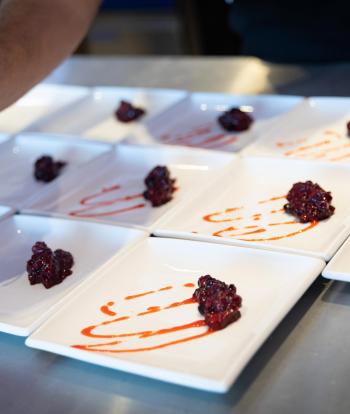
[
  {"left": 192, "top": 275, "right": 242, "bottom": 330},
  {"left": 217, "top": 107, "right": 253, "bottom": 132},
  {"left": 26, "top": 242, "right": 74, "bottom": 289},
  {"left": 34, "top": 155, "right": 66, "bottom": 183},
  {"left": 347, "top": 121, "right": 350, "bottom": 137},
  {"left": 143, "top": 165, "right": 176, "bottom": 207},
  {"left": 284, "top": 181, "right": 335, "bottom": 223},
  {"left": 115, "top": 100, "right": 146, "bottom": 122}
]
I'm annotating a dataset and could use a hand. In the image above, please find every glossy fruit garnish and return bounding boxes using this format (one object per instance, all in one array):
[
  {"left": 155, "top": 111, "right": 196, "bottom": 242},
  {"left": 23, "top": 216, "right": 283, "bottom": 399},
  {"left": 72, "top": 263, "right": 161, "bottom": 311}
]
[
  {"left": 347, "top": 121, "right": 350, "bottom": 137},
  {"left": 34, "top": 155, "right": 66, "bottom": 183},
  {"left": 217, "top": 107, "right": 253, "bottom": 132},
  {"left": 115, "top": 100, "right": 146, "bottom": 122},
  {"left": 284, "top": 181, "right": 335, "bottom": 223},
  {"left": 192, "top": 275, "right": 242, "bottom": 330},
  {"left": 27, "top": 242, "right": 74, "bottom": 289},
  {"left": 143, "top": 165, "right": 176, "bottom": 207}
]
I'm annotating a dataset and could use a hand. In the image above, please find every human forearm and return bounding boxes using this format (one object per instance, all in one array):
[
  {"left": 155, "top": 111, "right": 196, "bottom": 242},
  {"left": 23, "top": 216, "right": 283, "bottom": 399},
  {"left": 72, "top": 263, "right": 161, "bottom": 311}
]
[{"left": 0, "top": 0, "right": 101, "bottom": 110}]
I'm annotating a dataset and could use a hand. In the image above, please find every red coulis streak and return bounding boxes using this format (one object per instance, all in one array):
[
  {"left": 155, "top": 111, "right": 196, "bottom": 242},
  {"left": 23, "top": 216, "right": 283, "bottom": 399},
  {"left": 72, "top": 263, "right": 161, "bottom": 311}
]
[
  {"left": 69, "top": 183, "right": 146, "bottom": 218},
  {"left": 159, "top": 122, "right": 238, "bottom": 149},
  {"left": 284, "top": 139, "right": 331, "bottom": 156},
  {"left": 73, "top": 321, "right": 212, "bottom": 353},
  {"left": 125, "top": 291, "right": 155, "bottom": 300},
  {"left": 201, "top": 194, "right": 319, "bottom": 241},
  {"left": 100, "top": 301, "right": 116, "bottom": 316},
  {"left": 72, "top": 282, "right": 209, "bottom": 353}
]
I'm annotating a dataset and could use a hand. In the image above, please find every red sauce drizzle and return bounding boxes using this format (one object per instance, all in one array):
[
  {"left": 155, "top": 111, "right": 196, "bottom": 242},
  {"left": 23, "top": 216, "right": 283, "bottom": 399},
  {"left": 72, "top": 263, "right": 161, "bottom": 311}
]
[
  {"left": 69, "top": 184, "right": 146, "bottom": 218},
  {"left": 125, "top": 285, "right": 174, "bottom": 300},
  {"left": 213, "top": 227, "right": 266, "bottom": 237},
  {"left": 100, "top": 301, "right": 117, "bottom": 316},
  {"left": 71, "top": 282, "right": 210, "bottom": 353},
  {"left": 276, "top": 137, "right": 307, "bottom": 148},
  {"left": 125, "top": 291, "right": 155, "bottom": 300},
  {"left": 203, "top": 207, "right": 243, "bottom": 223},
  {"left": 200, "top": 193, "right": 320, "bottom": 241},
  {"left": 158, "top": 122, "right": 239, "bottom": 149},
  {"left": 137, "top": 306, "right": 161, "bottom": 316},
  {"left": 284, "top": 139, "right": 331, "bottom": 156},
  {"left": 73, "top": 321, "right": 212, "bottom": 353},
  {"left": 330, "top": 152, "right": 350, "bottom": 161},
  {"left": 276, "top": 131, "right": 350, "bottom": 161},
  {"left": 239, "top": 221, "right": 319, "bottom": 241},
  {"left": 324, "top": 130, "right": 341, "bottom": 138},
  {"left": 165, "top": 298, "right": 196, "bottom": 309},
  {"left": 210, "top": 135, "right": 238, "bottom": 149},
  {"left": 158, "top": 286, "right": 172, "bottom": 292}
]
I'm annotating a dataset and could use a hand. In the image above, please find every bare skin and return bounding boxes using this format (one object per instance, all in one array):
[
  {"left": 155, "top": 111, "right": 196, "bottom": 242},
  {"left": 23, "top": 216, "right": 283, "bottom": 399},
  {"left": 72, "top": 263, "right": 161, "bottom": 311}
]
[{"left": 0, "top": 0, "right": 102, "bottom": 110}]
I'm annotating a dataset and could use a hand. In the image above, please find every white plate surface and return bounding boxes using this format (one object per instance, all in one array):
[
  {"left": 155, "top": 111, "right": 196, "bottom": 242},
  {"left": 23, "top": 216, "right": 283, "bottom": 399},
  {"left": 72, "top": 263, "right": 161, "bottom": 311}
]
[
  {"left": 34, "top": 87, "right": 187, "bottom": 142},
  {"left": 0, "top": 214, "right": 147, "bottom": 336},
  {"left": 155, "top": 156, "right": 350, "bottom": 261},
  {"left": 0, "top": 133, "right": 10, "bottom": 145},
  {"left": 244, "top": 97, "right": 350, "bottom": 163},
  {"left": 126, "top": 93, "right": 303, "bottom": 152},
  {"left": 25, "top": 144, "right": 235, "bottom": 230},
  {"left": 0, "top": 132, "right": 110, "bottom": 208},
  {"left": 322, "top": 236, "right": 350, "bottom": 282},
  {"left": 0, "top": 206, "right": 14, "bottom": 221},
  {"left": 26, "top": 237, "right": 324, "bottom": 393},
  {"left": 0, "top": 83, "right": 89, "bottom": 133}
]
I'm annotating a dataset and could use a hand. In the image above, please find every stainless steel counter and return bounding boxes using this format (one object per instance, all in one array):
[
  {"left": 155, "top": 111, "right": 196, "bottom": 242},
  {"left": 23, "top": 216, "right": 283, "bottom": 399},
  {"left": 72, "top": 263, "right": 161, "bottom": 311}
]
[{"left": 2, "top": 56, "right": 350, "bottom": 414}]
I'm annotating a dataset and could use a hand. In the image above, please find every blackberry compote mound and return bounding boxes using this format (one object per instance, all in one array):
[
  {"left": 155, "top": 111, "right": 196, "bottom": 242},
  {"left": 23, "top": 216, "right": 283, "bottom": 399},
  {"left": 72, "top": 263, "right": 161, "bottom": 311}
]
[
  {"left": 115, "top": 100, "right": 145, "bottom": 122},
  {"left": 192, "top": 275, "right": 242, "bottom": 330},
  {"left": 284, "top": 181, "right": 335, "bottom": 223},
  {"left": 347, "top": 121, "right": 350, "bottom": 137},
  {"left": 143, "top": 166, "right": 176, "bottom": 207},
  {"left": 26, "top": 242, "right": 74, "bottom": 289},
  {"left": 217, "top": 107, "right": 253, "bottom": 132},
  {"left": 34, "top": 155, "right": 66, "bottom": 183}
]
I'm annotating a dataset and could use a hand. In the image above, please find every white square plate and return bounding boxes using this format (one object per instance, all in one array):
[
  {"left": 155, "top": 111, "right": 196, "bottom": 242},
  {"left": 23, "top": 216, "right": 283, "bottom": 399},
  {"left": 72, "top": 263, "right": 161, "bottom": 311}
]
[
  {"left": 0, "top": 83, "right": 89, "bottom": 133},
  {"left": 0, "top": 132, "right": 111, "bottom": 208},
  {"left": 34, "top": 87, "right": 187, "bottom": 142},
  {"left": 0, "top": 214, "right": 147, "bottom": 336},
  {"left": 0, "top": 206, "right": 14, "bottom": 221},
  {"left": 155, "top": 156, "right": 350, "bottom": 261},
  {"left": 322, "top": 236, "right": 350, "bottom": 282},
  {"left": 126, "top": 93, "right": 303, "bottom": 152},
  {"left": 26, "top": 237, "right": 324, "bottom": 393},
  {"left": 24, "top": 144, "right": 235, "bottom": 230},
  {"left": 244, "top": 97, "right": 350, "bottom": 163},
  {"left": 0, "top": 133, "right": 10, "bottom": 145}
]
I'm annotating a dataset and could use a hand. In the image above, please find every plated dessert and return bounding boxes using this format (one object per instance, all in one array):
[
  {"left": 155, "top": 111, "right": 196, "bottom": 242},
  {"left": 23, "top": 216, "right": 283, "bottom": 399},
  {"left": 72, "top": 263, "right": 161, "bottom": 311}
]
[
  {"left": 217, "top": 107, "right": 253, "bottom": 132},
  {"left": 34, "top": 155, "right": 66, "bottom": 182},
  {"left": 27, "top": 242, "right": 74, "bottom": 289},
  {"left": 115, "top": 100, "right": 146, "bottom": 123}
]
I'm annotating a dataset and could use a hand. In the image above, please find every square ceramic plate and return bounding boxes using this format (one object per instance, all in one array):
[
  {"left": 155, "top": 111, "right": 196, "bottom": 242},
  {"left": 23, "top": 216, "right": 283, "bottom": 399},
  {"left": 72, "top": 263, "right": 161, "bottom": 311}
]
[
  {"left": 243, "top": 97, "right": 350, "bottom": 163},
  {"left": 24, "top": 144, "right": 235, "bottom": 230},
  {"left": 0, "top": 133, "right": 10, "bottom": 145},
  {"left": 34, "top": 87, "right": 187, "bottom": 142},
  {"left": 0, "top": 206, "right": 14, "bottom": 221},
  {"left": 322, "top": 236, "right": 350, "bottom": 282},
  {"left": 155, "top": 156, "right": 350, "bottom": 261},
  {"left": 0, "top": 83, "right": 89, "bottom": 133},
  {"left": 0, "top": 214, "right": 147, "bottom": 336},
  {"left": 126, "top": 93, "right": 303, "bottom": 152},
  {"left": 0, "top": 132, "right": 111, "bottom": 209},
  {"left": 26, "top": 237, "right": 324, "bottom": 393}
]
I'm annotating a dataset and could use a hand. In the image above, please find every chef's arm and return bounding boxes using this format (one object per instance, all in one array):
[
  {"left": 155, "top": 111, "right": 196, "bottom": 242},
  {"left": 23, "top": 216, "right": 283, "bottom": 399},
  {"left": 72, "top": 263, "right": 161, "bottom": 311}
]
[{"left": 0, "top": 0, "right": 101, "bottom": 110}]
